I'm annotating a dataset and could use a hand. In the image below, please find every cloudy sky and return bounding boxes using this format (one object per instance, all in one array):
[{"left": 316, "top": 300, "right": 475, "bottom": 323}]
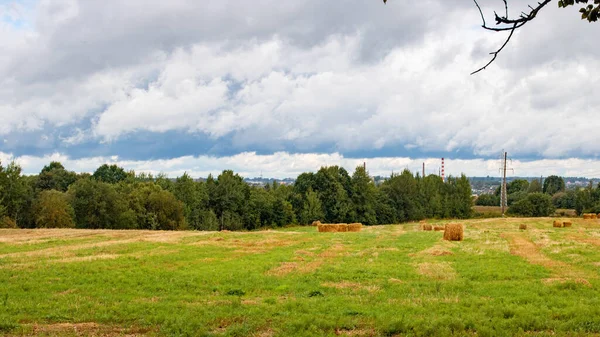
[{"left": 1, "top": 0, "right": 599, "bottom": 178}]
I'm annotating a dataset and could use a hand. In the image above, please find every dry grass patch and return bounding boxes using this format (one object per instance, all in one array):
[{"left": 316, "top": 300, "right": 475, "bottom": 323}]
[
  {"left": 321, "top": 281, "right": 381, "bottom": 293},
  {"left": 413, "top": 244, "right": 453, "bottom": 257},
  {"left": 542, "top": 278, "right": 592, "bottom": 287},
  {"left": 502, "top": 233, "right": 592, "bottom": 283},
  {"left": 566, "top": 234, "right": 600, "bottom": 247},
  {"left": 266, "top": 261, "right": 323, "bottom": 276},
  {"left": 417, "top": 262, "right": 457, "bottom": 280},
  {"left": 13, "top": 322, "right": 151, "bottom": 337}
]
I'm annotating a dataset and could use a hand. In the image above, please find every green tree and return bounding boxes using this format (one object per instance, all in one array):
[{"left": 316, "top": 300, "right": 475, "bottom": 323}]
[
  {"left": 172, "top": 173, "right": 209, "bottom": 229},
  {"left": 209, "top": 170, "right": 250, "bottom": 230},
  {"left": 68, "top": 178, "right": 129, "bottom": 229},
  {"left": 92, "top": 164, "right": 129, "bottom": 184},
  {"left": 301, "top": 188, "right": 324, "bottom": 224},
  {"left": 507, "top": 179, "right": 529, "bottom": 195},
  {"left": 552, "top": 190, "right": 577, "bottom": 209},
  {"left": 543, "top": 175, "right": 566, "bottom": 195},
  {"left": 314, "top": 166, "right": 352, "bottom": 223},
  {"left": 527, "top": 179, "right": 543, "bottom": 193},
  {"left": 0, "top": 161, "right": 32, "bottom": 226},
  {"left": 350, "top": 166, "right": 377, "bottom": 225},
  {"left": 508, "top": 193, "right": 554, "bottom": 217},
  {"left": 32, "top": 190, "right": 75, "bottom": 228},
  {"left": 381, "top": 170, "right": 422, "bottom": 222},
  {"left": 508, "top": 191, "right": 528, "bottom": 206},
  {"left": 35, "top": 162, "right": 78, "bottom": 192}
]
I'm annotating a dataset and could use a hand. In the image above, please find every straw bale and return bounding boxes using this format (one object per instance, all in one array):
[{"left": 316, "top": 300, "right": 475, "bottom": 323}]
[
  {"left": 553, "top": 220, "right": 563, "bottom": 228},
  {"left": 348, "top": 223, "right": 362, "bottom": 232},
  {"left": 583, "top": 214, "right": 592, "bottom": 220},
  {"left": 336, "top": 224, "right": 349, "bottom": 232},
  {"left": 593, "top": 214, "right": 598, "bottom": 220},
  {"left": 443, "top": 223, "right": 463, "bottom": 241},
  {"left": 422, "top": 224, "right": 433, "bottom": 231},
  {"left": 519, "top": 224, "right": 527, "bottom": 230},
  {"left": 318, "top": 224, "right": 337, "bottom": 233},
  {"left": 433, "top": 226, "right": 444, "bottom": 231},
  {"left": 562, "top": 221, "right": 572, "bottom": 228}
]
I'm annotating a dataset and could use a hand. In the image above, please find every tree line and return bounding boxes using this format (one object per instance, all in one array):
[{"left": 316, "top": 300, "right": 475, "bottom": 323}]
[
  {"left": 475, "top": 175, "right": 600, "bottom": 217},
  {"left": 0, "top": 160, "right": 473, "bottom": 230}
]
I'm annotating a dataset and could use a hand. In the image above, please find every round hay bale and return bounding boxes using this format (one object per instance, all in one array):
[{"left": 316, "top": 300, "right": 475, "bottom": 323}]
[
  {"left": 562, "top": 221, "right": 572, "bottom": 228},
  {"left": 553, "top": 220, "right": 563, "bottom": 228},
  {"left": 519, "top": 224, "right": 527, "bottom": 230},
  {"left": 311, "top": 220, "right": 322, "bottom": 227},
  {"left": 433, "top": 226, "right": 444, "bottom": 231},
  {"left": 443, "top": 223, "right": 463, "bottom": 241},
  {"left": 422, "top": 224, "right": 433, "bottom": 231},
  {"left": 583, "top": 214, "right": 592, "bottom": 220},
  {"left": 592, "top": 214, "right": 598, "bottom": 220},
  {"left": 348, "top": 223, "right": 362, "bottom": 232}
]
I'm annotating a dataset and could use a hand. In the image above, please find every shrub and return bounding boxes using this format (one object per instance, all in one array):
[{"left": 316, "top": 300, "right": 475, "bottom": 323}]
[
  {"left": 508, "top": 193, "right": 554, "bottom": 217},
  {"left": 0, "top": 216, "right": 17, "bottom": 228},
  {"left": 475, "top": 194, "right": 499, "bottom": 207}
]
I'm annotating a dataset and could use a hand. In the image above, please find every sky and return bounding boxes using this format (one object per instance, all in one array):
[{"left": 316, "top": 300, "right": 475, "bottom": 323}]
[{"left": 1, "top": 0, "right": 599, "bottom": 178}]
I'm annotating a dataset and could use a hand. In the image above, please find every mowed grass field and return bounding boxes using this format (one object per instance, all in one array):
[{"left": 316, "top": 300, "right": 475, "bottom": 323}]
[{"left": 1, "top": 218, "right": 600, "bottom": 337}]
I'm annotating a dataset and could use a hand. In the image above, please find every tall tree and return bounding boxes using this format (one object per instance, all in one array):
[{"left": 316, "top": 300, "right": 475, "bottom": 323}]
[
  {"left": 543, "top": 175, "right": 566, "bottom": 195},
  {"left": 0, "top": 161, "right": 32, "bottom": 226},
  {"left": 33, "top": 190, "right": 75, "bottom": 228},
  {"left": 301, "top": 188, "right": 324, "bottom": 224},
  {"left": 209, "top": 170, "right": 250, "bottom": 230},
  {"left": 527, "top": 179, "right": 543, "bottom": 193},
  {"left": 92, "top": 164, "right": 129, "bottom": 184},
  {"left": 36, "top": 162, "right": 78, "bottom": 192},
  {"left": 351, "top": 166, "right": 377, "bottom": 225},
  {"left": 172, "top": 173, "right": 209, "bottom": 229},
  {"left": 68, "top": 178, "right": 129, "bottom": 229}
]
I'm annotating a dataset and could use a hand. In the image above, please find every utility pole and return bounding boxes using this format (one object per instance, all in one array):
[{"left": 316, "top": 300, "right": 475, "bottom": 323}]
[
  {"left": 499, "top": 151, "right": 514, "bottom": 216},
  {"left": 501, "top": 152, "right": 508, "bottom": 216},
  {"left": 422, "top": 162, "right": 425, "bottom": 178}
]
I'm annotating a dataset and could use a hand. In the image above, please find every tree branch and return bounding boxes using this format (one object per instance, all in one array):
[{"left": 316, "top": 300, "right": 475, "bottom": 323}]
[{"left": 471, "top": 0, "right": 552, "bottom": 74}]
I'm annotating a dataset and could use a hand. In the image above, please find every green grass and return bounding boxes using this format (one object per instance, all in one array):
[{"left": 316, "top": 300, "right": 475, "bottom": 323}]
[{"left": 1, "top": 217, "right": 600, "bottom": 336}]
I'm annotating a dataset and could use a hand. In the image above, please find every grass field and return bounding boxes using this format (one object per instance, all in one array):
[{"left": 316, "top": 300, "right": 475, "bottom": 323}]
[{"left": 2, "top": 218, "right": 600, "bottom": 336}]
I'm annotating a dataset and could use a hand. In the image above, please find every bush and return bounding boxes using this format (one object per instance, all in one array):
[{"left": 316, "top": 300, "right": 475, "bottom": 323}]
[
  {"left": 507, "top": 191, "right": 528, "bottom": 206},
  {"left": 508, "top": 193, "right": 554, "bottom": 217},
  {"left": 0, "top": 216, "right": 17, "bottom": 228},
  {"left": 475, "top": 194, "right": 499, "bottom": 206}
]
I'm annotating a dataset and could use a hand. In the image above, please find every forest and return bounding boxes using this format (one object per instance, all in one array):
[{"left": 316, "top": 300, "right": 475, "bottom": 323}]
[{"left": 0, "top": 161, "right": 472, "bottom": 230}]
